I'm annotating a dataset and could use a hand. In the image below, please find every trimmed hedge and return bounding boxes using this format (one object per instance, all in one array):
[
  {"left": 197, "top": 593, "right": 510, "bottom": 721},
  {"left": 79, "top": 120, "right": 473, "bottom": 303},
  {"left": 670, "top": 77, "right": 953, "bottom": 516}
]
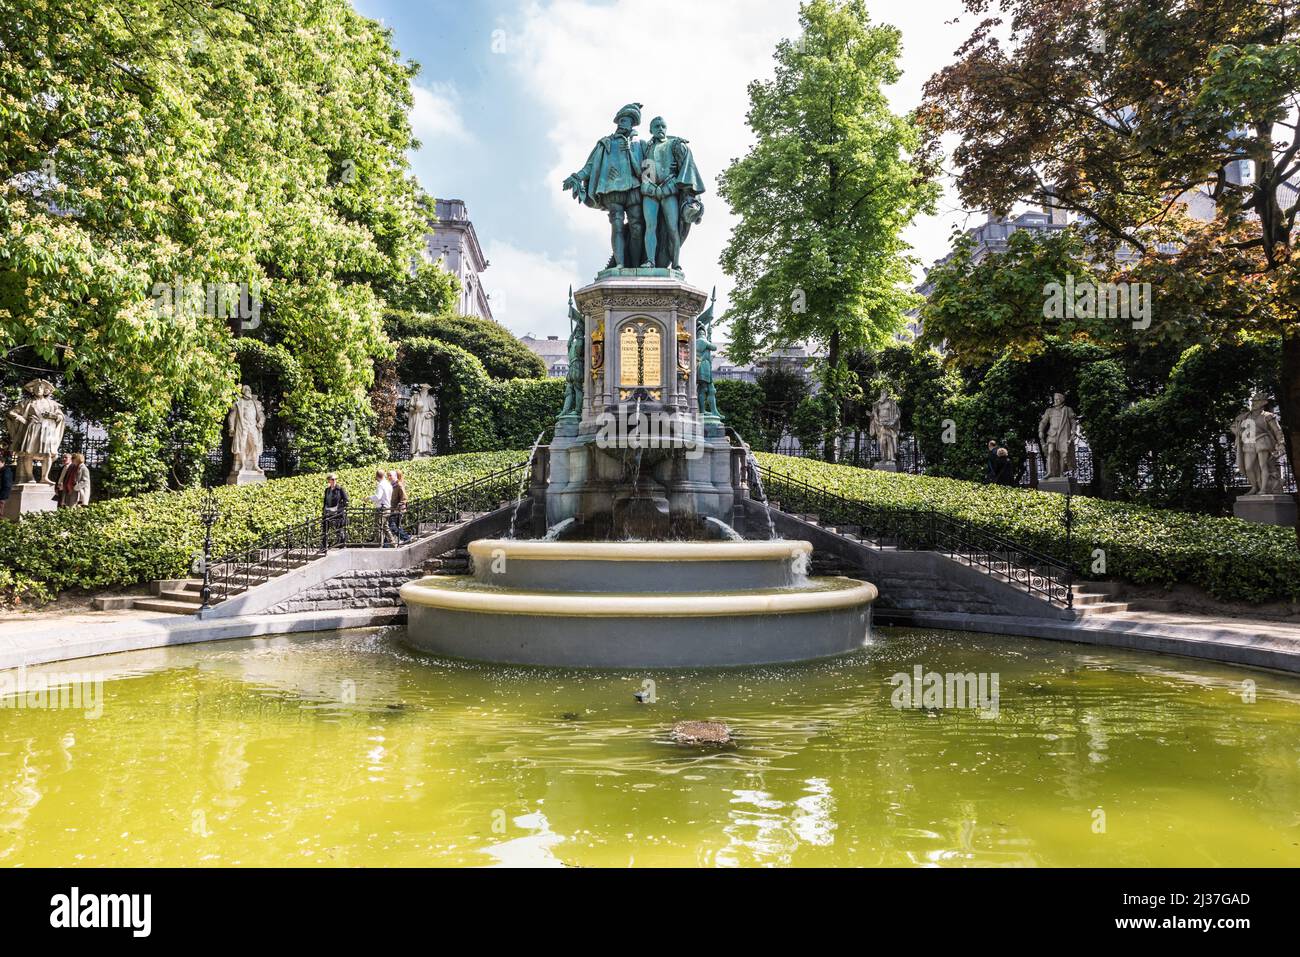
[
  {"left": 757, "top": 453, "right": 1300, "bottom": 605},
  {"left": 0, "top": 451, "right": 523, "bottom": 599}
]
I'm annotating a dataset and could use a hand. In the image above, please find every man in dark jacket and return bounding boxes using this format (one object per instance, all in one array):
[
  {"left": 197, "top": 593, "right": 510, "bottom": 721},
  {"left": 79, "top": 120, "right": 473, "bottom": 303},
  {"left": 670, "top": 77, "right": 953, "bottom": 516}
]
[
  {"left": 984, "top": 440, "right": 1000, "bottom": 483},
  {"left": 0, "top": 451, "right": 13, "bottom": 504},
  {"left": 322, "top": 473, "right": 349, "bottom": 547}
]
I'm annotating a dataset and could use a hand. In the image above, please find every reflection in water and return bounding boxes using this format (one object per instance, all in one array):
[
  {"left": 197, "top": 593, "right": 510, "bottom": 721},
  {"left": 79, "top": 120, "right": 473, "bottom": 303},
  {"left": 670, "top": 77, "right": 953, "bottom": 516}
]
[{"left": 1, "top": 626, "right": 1299, "bottom": 867}]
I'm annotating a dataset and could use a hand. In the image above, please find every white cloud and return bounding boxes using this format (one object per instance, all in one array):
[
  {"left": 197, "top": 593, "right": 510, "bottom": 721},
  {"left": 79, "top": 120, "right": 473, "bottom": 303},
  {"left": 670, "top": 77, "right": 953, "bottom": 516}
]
[
  {"left": 495, "top": 0, "right": 985, "bottom": 325},
  {"left": 482, "top": 240, "right": 581, "bottom": 338},
  {"left": 502, "top": 0, "right": 802, "bottom": 320},
  {"left": 410, "top": 81, "right": 473, "bottom": 144}
]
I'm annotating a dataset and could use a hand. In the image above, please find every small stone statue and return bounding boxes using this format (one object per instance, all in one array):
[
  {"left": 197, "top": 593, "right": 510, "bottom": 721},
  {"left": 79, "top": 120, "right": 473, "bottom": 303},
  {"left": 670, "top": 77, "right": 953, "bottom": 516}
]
[
  {"left": 4, "top": 378, "right": 65, "bottom": 484},
  {"left": 694, "top": 289, "right": 719, "bottom": 418},
  {"left": 1232, "top": 392, "right": 1285, "bottom": 495},
  {"left": 870, "top": 389, "right": 901, "bottom": 466},
  {"left": 408, "top": 384, "right": 436, "bottom": 458},
  {"left": 226, "top": 385, "right": 266, "bottom": 484},
  {"left": 1038, "top": 392, "right": 1078, "bottom": 479},
  {"left": 559, "top": 288, "right": 585, "bottom": 418}
]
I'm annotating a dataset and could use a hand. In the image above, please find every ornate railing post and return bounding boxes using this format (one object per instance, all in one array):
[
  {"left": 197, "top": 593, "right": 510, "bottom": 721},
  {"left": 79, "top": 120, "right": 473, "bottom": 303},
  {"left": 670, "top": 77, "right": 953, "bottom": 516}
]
[
  {"left": 1064, "top": 482, "right": 1075, "bottom": 609},
  {"left": 199, "top": 485, "right": 220, "bottom": 609}
]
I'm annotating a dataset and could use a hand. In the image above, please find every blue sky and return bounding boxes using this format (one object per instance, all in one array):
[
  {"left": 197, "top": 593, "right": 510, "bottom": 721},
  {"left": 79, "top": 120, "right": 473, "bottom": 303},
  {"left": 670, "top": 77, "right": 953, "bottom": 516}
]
[{"left": 354, "top": 0, "right": 983, "bottom": 340}]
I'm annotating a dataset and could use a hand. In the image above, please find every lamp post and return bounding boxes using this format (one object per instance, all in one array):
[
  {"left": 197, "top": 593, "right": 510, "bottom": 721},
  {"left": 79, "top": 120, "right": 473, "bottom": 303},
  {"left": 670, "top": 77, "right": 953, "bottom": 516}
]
[
  {"left": 1063, "top": 473, "right": 1075, "bottom": 610},
  {"left": 199, "top": 485, "right": 220, "bottom": 609}
]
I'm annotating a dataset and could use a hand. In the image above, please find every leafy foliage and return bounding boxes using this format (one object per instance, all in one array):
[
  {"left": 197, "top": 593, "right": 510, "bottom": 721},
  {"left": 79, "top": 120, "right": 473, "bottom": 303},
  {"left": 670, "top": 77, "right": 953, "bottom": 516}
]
[
  {"left": 387, "top": 309, "right": 546, "bottom": 381},
  {"left": 715, "top": 380, "right": 766, "bottom": 450},
  {"left": 0, "top": 0, "right": 428, "bottom": 488},
  {"left": 718, "top": 0, "right": 938, "bottom": 438},
  {"left": 758, "top": 453, "right": 1300, "bottom": 604},
  {"left": 0, "top": 452, "right": 521, "bottom": 598},
  {"left": 919, "top": 0, "right": 1300, "bottom": 543}
]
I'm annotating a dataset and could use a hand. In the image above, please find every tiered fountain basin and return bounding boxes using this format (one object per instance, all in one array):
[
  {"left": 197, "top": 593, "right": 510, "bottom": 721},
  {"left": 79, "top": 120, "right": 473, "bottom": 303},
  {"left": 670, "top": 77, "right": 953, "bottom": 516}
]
[{"left": 400, "top": 539, "right": 878, "bottom": 668}]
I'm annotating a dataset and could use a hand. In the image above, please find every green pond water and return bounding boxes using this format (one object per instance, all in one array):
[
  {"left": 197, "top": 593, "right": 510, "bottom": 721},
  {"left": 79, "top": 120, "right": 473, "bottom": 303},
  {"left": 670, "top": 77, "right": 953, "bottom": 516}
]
[{"left": 2, "top": 626, "right": 1299, "bottom": 867}]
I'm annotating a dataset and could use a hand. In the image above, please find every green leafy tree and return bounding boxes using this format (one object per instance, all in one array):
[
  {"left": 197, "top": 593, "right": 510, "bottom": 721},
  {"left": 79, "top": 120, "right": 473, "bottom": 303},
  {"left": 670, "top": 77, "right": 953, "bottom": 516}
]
[
  {"left": 386, "top": 310, "right": 546, "bottom": 380},
  {"left": 718, "top": 0, "right": 938, "bottom": 460},
  {"left": 920, "top": 0, "right": 1300, "bottom": 542},
  {"left": 1, "top": 0, "right": 427, "bottom": 490}
]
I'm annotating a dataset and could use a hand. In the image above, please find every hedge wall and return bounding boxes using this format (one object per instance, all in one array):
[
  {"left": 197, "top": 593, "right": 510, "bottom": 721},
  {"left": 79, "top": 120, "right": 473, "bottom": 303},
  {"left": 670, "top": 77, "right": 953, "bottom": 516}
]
[
  {"left": 757, "top": 454, "right": 1300, "bottom": 605},
  {"left": 0, "top": 451, "right": 523, "bottom": 602}
]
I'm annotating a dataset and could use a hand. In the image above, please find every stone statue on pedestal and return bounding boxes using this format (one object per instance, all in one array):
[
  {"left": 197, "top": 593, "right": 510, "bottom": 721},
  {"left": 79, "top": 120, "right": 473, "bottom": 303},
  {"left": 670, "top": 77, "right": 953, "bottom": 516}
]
[
  {"left": 639, "top": 116, "right": 706, "bottom": 270},
  {"left": 560, "top": 288, "right": 585, "bottom": 418},
  {"left": 408, "top": 384, "right": 436, "bottom": 458},
  {"left": 870, "top": 389, "right": 901, "bottom": 468},
  {"left": 1038, "top": 392, "right": 1078, "bottom": 479},
  {"left": 4, "top": 378, "right": 64, "bottom": 484},
  {"left": 226, "top": 385, "right": 266, "bottom": 484},
  {"left": 1232, "top": 392, "right": 1285, "bottom": 495},
  {"left": 562, "top": 104, "right": 705, "bottom": 271}
]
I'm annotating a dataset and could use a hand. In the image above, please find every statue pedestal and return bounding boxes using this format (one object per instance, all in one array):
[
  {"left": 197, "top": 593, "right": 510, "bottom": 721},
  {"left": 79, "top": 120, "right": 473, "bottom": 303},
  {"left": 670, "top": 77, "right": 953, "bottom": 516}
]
[
  {"left": 227, "top": 469, "right": 267, "bottom": 487},
  {"left": 874, "top": 461, "right": 899, "bottom": 472},
  {"left": 2, "top": 482, "right": 59, "bottom": 522},
  {"left": 1233, "top": 493, "right": 1297, "bottom": 527},
  {"left": 1037, "top": 477, "right": 1079, "bottom": 495}
]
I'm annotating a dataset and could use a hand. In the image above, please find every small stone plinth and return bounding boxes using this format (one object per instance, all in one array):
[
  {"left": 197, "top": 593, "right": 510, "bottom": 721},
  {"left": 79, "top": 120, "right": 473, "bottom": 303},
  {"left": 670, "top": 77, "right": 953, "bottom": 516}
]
[
  {"left": 227, "top": 469, "right": 267, "bottom": 486},
  {"left": 671, "top": 720, "right": 733, "bottom": 747},
  {"left": 1037, "top": 477, "right": 1079, "bottom": 495},
  {"left": 2, "top": 482, "right": 58, "bottom": 522},
  {"left": 874, "top": 461, "right": 899, "bottom": 472},
  {"left": 1233, "top": 493, "right": 1298, "bottom": 527}
]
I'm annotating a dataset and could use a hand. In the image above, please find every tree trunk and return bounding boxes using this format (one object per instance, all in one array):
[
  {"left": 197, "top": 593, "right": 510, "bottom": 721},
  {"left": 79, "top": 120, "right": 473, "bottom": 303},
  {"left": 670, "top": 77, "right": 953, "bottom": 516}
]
[
  {"left": 823, "top": 329, "right": 840, "bottom": 463},
  {"left": 1281, "top": 326, "right": 1300, "bottom": 549}
]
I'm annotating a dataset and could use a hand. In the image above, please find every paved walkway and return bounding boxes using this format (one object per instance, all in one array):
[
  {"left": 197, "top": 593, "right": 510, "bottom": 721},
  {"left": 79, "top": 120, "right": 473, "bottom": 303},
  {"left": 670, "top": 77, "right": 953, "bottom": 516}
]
[{"left": 2, "top": 602, "right": 1300, "bottom": 674}]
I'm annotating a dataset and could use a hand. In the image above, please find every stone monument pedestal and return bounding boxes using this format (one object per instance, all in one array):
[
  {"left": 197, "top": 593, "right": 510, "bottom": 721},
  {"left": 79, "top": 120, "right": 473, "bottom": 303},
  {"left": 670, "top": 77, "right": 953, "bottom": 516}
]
[
  {"left": 874, "top": 460, "right": 898, "bottom": 472},
  {"left": 227, "top": 469, "right": 267, "bottom": 487},
  {"left": 2, "top": 483, "right": 59, "bottom": 522},
  {"left": 1233, "top": 493, "right": 1297, "bottom": 527},
  {"left": 1037, "top": 476, "right": 1079, "bottom": 495}
]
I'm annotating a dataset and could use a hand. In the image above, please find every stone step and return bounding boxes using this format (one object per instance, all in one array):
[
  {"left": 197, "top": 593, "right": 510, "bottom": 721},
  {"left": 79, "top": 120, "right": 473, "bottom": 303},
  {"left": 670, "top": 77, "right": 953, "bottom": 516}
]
[
  {"left": 1071, "top": 592, "right": 1117, "bottom": 606},
  {"left": 158, "top": 588, "right": 204, "bottom": 605},
  {"left": 132, "top": 598, "right": 201, "bottom": 615},
  {"left": 1073, "top": 581, "right": 1123, "bottom": 597},
  {"left": 1071, "top": 601, "right": 1130, "bottom": 617}
]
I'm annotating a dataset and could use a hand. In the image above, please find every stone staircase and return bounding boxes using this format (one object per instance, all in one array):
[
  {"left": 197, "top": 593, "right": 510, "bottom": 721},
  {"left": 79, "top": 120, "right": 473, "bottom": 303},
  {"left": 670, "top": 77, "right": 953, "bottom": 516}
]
[
  {"left": 423, "top": 545, "right": 472, "bottom": 576},
  {"left": 771, "top": 501, "right": 1127, "bottom": 619},
  {"left": 94, "top": 510, "right": 497, "bottom": 617}
]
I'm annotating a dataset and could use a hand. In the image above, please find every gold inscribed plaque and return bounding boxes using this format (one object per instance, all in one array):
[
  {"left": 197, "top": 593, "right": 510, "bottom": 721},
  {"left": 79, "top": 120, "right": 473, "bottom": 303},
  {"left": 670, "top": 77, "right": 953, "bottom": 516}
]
[{"left": 619, "top": 325, "right": 639, "bottom": 387}]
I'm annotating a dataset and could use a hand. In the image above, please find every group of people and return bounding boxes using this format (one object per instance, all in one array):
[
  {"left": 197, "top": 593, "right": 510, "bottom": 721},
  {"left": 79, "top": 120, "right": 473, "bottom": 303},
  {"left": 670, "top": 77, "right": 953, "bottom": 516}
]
[
  {"left": 984, "top": 440, "right": 1016, "bottom": 486},
  {"left": 321, "top": 468, "right": 413, "bottom": 548},
  {"left": 0, "top": 450, "right": 91, "bottom": 508}
]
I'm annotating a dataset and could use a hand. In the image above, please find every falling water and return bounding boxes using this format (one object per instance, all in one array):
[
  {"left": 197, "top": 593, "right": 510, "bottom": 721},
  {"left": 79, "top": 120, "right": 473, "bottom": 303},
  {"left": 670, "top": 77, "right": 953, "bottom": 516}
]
[{"left": 509, "top": 431, "right": 546, "bottom": 539}]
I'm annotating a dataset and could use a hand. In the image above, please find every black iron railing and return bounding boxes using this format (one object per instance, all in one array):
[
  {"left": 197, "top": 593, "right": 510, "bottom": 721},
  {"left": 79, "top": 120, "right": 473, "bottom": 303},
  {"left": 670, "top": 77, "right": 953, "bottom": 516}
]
[
  {"left": 758, "top": 464, "right": 1075, "bottom": 608},
  {"left": 204, "top": 461, "right": 527, "bottom": 605}
]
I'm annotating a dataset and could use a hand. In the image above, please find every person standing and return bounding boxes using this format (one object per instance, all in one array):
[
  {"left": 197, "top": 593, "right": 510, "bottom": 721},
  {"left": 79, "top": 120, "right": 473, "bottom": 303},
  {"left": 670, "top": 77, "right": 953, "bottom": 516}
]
[
  {"left": 0, "top": 451, "right": 13, "bottom": 504},
  {"left": 984, "top": 440, "right": 1000, "bottom": 483},
  {"left": 322, "top": 473, "right": 349, "bottom": 547},
  {"left": 993, "top": 447, "right": 1016, "bottom": 486},
  {"left": 65, "top": 453, "right": 91, "bottom": 506},
  {"left": 54, "top": 453, "right": 74, "bottom": 506},
  {"left": 388, "top": 469, "right": 412, "bottom": 545},
  {"left": 368, "top": 469, "right": 393, "bottom": 546}
]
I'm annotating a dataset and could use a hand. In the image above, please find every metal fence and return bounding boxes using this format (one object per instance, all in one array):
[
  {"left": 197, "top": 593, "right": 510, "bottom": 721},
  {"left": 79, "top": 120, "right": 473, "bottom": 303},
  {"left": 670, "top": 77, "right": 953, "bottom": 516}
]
[
  {"left": 759, "top": 463, "right": 1074, "bottom": 608},
  {"left": 203, "top": 461, "right": 526, "bottom": 605}
]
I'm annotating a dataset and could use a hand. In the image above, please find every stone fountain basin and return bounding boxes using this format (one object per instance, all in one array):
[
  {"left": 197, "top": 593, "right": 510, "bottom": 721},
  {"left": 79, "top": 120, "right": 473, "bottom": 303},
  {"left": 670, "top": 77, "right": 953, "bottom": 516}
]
[
  {"left": 399, "top": 539, "right": 878, "bottom": 668},
  {"left": 464, "top": 539, "right": 814, "bottom": 592}
]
